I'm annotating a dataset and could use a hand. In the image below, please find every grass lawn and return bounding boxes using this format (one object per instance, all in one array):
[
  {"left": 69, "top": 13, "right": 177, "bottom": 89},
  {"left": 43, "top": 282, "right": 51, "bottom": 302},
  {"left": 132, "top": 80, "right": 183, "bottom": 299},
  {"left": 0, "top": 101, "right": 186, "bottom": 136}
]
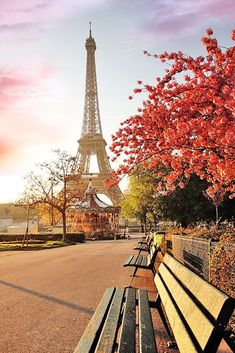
[{"left": 0, "top": 240, "right": 77, "bottom": 251}]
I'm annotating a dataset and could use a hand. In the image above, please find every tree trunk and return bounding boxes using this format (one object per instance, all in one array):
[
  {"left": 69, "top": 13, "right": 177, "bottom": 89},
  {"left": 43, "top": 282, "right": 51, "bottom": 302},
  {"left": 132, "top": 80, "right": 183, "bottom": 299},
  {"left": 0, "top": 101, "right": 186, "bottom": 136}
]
[
  {"left": 181, "top": 216, "right": 188, "bottom": 228},
  {"left": 215, "top": 204, "right": 219, "bottom": 224},
  {"left": 62, "top": 182, "right": 67, "bottom": 242},
  {"left": 153, "top": 214, "right": 158, "bottom": 229},
  {"left": 22, "top": 204, "right": 30, "bottom": 248},
  {"left": 144, "top": 222, "right": 147, "bottom": 235},
  {"left": 62, "top": 212, "right": 67, "bottom": 242}
]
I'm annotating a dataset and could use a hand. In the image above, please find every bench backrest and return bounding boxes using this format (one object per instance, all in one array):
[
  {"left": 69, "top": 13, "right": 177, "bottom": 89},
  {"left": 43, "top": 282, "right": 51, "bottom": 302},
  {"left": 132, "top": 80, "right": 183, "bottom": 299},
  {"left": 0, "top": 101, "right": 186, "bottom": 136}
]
[
  {"left": 154, "top": 253, "right": 235, "bottom": 353},
  {"left": 146, "top": 235, "right": 152, "bottom": 246},
  {"left": 151, "top": 232, "right": 165, "bottom": 247},
  {"left": 147, "top": 245, "right": 158, "bottom": 266}
]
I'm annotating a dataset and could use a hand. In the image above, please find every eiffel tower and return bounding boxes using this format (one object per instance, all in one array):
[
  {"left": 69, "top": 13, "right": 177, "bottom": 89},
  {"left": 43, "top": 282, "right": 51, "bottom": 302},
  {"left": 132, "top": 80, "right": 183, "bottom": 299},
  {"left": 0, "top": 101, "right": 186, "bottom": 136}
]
[{"left": 76, "top": 24, "right": 122, "bottom": 205}]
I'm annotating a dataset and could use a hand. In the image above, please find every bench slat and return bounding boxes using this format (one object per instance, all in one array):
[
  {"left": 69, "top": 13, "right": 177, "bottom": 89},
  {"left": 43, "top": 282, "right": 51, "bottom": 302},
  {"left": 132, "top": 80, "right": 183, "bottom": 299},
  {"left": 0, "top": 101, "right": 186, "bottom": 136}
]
[
  {"left": 139, "top": 289, "right": 158, "bottom": 353},
  {"left": 159, "top": 263, "right": 214, "bottom": 351},
  {"left": 134, "top": 244, "right": 149, "bottom": 251},
  {"left": 163, "top": 254, "right": 234, "bottom": 322},
  {"left": 130, "top": 255, "right": 139, "bottom": 265},
  {"left": 146, "top": 254, "right": 151, "bottom": 267},
  {"left": 155, "top": 273, "right": 198, "bottom": 353},
  {"left": 141, "top": 256, "right": 148, "bottom": 267},
  {"left": 95, "top": 287, "right": 125, "bottom": 353},
  {"left": 123, "top": 245, "right": 158, "bottom": 272},
  {"left": 73, "top": 287, "right": 116, "bottom": 353},
  {"left": 123, "top": 255, "right": 134, "bottom": 266},
  {"left": 155, "top": 254, "right": 235, "bottom": 352},
  {"left": 118, "top": 288, "right": 136, "bottom": 353},
  {"left": 136, "top": 255, "right": 144, "bottom": 266},
  {"left": 138, "top": 235, "right": 151, "bottom": 244}
]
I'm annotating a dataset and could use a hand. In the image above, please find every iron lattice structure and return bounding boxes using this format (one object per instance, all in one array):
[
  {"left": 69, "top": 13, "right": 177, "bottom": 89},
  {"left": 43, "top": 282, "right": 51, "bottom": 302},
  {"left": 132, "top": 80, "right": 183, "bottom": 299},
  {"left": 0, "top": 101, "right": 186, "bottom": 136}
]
[{"left": 76, "top": 27, "right": 122, "bottom": 205}]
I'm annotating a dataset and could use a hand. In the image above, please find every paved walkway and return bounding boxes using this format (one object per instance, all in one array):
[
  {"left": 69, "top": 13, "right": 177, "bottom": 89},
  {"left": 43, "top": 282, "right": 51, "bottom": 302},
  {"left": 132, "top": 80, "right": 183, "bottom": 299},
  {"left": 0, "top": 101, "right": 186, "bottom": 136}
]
[
  {"left": 0, "top": 238, "right": 231, "bottom": 353},
  {"left": 0, "top": 239, "right": 156, "bottom": 353}
]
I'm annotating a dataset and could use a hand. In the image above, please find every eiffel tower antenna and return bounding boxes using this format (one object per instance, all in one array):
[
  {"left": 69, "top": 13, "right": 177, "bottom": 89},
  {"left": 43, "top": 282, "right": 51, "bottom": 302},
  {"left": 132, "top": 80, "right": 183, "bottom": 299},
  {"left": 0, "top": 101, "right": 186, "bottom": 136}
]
[
  {"left": 76, "top": 25, "right": 122, "bottom": 205},
  {"left": 89, "top": 21, "right": 92, "bottom": 36}
]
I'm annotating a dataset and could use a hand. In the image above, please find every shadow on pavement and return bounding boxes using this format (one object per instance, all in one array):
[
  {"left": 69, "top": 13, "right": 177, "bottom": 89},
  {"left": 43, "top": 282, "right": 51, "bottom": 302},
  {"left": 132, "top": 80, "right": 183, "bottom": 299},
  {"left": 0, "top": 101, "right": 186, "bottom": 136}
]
[{"left": 0, "top": 279, "right": 94, "bottom": 315}]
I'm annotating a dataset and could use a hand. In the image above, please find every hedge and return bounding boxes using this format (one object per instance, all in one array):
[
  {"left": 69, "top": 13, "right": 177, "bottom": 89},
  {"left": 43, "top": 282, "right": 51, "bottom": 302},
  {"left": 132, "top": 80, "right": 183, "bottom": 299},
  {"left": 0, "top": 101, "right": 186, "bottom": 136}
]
[{"left": 0, "top": 232, "right": 85, "bottom": 243}]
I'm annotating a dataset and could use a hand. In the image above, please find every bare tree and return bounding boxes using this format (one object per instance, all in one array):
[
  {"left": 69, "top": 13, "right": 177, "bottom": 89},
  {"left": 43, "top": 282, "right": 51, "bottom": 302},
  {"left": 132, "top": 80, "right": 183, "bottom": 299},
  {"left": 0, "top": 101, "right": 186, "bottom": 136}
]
[
  {"left": 21, "top": 150, "right": 82, "bottom": 241},
  {"left": 15, "top": 190, "right": 38, "bottom": 248}
]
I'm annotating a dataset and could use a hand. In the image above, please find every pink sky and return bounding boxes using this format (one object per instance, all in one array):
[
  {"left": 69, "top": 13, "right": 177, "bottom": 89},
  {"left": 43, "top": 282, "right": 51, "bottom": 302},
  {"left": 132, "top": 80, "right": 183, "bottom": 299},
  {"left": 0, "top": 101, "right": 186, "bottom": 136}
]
[
  {"left": 1, "top": 0, "right": 233, "bottom": 34},
  {"left": 0, "top": 0, "right": 109, "bottom": 28},
  {"left": 143, "top": 0, "right": 235, "bottom": 36},
  {"left": 0, "top": 66, "right": 60, "bottom": 169}
]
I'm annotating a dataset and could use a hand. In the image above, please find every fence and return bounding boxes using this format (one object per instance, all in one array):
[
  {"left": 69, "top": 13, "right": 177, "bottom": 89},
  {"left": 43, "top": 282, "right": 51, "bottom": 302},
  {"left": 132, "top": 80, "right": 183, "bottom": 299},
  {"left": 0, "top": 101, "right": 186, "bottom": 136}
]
[{"left": 167, "top": 235, "right": 216, "bottom": 280}]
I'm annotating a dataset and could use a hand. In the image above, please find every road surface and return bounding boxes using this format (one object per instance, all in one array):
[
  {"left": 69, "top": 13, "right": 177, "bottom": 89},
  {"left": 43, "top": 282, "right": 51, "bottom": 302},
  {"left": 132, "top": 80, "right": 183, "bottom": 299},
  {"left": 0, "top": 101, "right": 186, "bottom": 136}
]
[
  {"left": 0, "top": 239, "right": 153, "bottom": 353},
  {"left": 0, "top": 238, "right": 231, "bottom": 353}
]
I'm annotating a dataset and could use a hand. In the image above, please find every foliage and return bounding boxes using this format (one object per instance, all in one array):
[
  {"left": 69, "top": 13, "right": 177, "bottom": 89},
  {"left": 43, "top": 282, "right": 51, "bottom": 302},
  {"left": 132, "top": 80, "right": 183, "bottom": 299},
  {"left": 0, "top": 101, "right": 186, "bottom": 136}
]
[
  {"left": 210, "top": 230, "right": 235, "bottom": 298},
  {"left": 121, "top": 176, "right": 148, "bottom": 224},
  {"left": 164, "top": 223, "right": 235, "bottom": 240},
  {"left": 66, "top": 233, "right": 85, "bottom": 242},
  {"left": 0, "top": 232, "right": 85, "bottom": 243},
  {"left": 110, "top": 29, "right": 235, "bottom": 201},
  {"left": 120, "top": 167, "right": 162, "bottom": 226},
  {"left": 36, "top": 203, "right": 61, "bottom": 227},
  {"left": 0, "top": 203, "right": 37, "bottom": 221},
  {"left": 210, "top": 230, "right": 235, "bottom": 331},
  {"left": 122, "top": 169, "right": 235, "bottom": 227},
  {"left": 158, "top": 175, "right": 221, "bottom": 226}
]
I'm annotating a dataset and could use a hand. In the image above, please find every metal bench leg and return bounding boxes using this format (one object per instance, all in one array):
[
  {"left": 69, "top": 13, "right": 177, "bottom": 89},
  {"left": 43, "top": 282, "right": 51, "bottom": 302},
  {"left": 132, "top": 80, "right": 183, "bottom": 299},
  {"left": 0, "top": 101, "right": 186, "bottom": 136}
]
[
  {"left": 132, "top": 266, "right": 138, "bottom": 278},
  {"left": 128, "top": 266, "right": 138, "bottom": 287},
  {"left": 128, "top": 276, "right": 134, "bottom": 287}
]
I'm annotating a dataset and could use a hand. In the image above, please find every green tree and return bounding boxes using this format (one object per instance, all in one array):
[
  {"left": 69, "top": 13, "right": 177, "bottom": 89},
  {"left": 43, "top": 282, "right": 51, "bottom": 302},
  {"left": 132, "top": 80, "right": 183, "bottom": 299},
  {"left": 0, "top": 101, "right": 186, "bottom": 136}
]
[
  {"left": 158, "top": 176, "right": 214, "bottom": 227},
  {"left": 121, "top": 170, "right": 235, "bottom": 228},
  {"left": 121, "top": 168, "right": 162, "bottom": 230},
  {"left": 158, "top": 175, "right": 235, "bottom": 227}
]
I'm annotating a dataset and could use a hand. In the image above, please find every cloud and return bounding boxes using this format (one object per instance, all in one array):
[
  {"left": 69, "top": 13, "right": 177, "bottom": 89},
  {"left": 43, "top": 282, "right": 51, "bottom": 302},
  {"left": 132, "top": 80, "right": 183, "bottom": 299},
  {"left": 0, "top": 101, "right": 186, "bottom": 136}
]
[
  {"left": 204, "top": 0, "right": 235, "bottom": 17},
  {"left": 0, "top": 70, "right": 32, "bottom": 108},
  {"left": 142, "top": 0, "right": 235, "bottom": 38},
  {"left": 0, "top": 66, "right": 53, "bottom": 109},
  {"left": 0, "top": 23, "right": 36, "bottom": 32},
  {"left": 0, "top": 0, "right": 109, "bottom": 33}
]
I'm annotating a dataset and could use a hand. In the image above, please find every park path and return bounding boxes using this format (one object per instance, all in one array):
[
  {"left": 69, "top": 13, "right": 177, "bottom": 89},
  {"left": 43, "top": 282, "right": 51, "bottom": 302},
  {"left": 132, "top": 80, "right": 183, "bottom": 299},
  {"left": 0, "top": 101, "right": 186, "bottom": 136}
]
[
  {"left": 0, "top": 240, "right": 140, "bottom": 353},
  {"left": 0, "top": 238, "right": 231, "bottom": 353}
]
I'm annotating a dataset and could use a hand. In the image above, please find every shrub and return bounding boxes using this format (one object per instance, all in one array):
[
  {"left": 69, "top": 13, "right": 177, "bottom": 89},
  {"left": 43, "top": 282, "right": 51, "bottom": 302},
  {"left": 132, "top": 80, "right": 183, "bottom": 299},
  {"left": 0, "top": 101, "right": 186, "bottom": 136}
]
[
  {"left": 67, "top": 233, "right": 85, "bottom": 243},
  {"left": 0, "top": 232, "right": 85, "bottom": 243}
]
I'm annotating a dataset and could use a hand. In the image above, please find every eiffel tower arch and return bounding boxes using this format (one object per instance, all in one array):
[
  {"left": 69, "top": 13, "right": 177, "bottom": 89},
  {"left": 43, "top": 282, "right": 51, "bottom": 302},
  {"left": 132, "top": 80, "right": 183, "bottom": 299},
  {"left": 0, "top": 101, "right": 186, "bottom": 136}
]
[{"left": 76, "top": 25, "right": 122, "bottom": 206}]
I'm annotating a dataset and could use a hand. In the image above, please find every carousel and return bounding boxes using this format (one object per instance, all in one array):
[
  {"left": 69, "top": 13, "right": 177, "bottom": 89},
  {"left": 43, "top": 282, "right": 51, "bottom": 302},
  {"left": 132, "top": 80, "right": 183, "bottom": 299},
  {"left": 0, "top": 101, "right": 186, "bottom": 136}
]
[{"left": 67, "top": 180, "right": 120, "bottom": 239}]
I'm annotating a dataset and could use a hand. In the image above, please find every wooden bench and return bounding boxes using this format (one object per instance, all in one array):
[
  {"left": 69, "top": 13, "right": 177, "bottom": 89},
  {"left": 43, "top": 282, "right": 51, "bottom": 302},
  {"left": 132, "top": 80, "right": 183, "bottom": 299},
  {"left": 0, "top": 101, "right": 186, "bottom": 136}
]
[
  {"left": 133, "top": 235, "right": 152, "bottom": 252},
  {"left": 135, "top": 232, "right": 165, "bottom": 253},
  {"left": 74, "top": 253, "right": 235, "bottom": 353},
  {"left": 123, "top": 244, "right": 159, "bottom": 285},
  {"left": 73, "top": 286, "right": 156, "bottom": 353},
  {"left": 136, "top": 233, "right": 151, "bottom": 244},
  {"left": 154, "top": 253, "right": 235, "bottom": 353}
]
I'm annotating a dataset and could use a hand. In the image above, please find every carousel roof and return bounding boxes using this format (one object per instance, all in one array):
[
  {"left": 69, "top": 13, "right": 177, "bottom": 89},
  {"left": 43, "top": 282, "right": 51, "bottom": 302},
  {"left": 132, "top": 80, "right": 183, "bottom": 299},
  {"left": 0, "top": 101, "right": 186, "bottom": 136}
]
[{"left": 70, "top": 180, "right": 119, "bottom": 213}]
